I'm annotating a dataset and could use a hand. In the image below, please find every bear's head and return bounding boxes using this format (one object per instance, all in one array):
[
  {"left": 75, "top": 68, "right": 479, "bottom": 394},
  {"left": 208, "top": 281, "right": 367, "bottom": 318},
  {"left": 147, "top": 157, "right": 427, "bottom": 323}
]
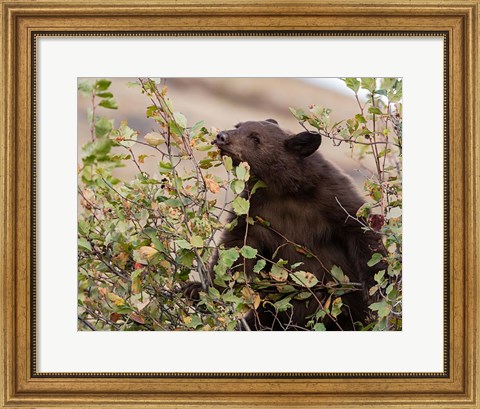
[{"left": 213, "top": 119, "right": 322, "bottom": 193}]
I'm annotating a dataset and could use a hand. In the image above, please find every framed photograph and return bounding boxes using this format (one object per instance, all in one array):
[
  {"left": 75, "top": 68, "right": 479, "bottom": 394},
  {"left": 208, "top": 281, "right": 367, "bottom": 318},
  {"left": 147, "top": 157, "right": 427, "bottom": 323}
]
[{"left": 1, "top": 1, "right": 479, "bottom": 408}]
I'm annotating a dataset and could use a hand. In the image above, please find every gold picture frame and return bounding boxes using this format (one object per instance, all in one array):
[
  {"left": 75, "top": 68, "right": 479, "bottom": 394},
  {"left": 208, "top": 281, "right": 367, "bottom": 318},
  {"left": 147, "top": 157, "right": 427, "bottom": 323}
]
[{"left": 1, "top": 1, "right": 478, "bottom": 407}]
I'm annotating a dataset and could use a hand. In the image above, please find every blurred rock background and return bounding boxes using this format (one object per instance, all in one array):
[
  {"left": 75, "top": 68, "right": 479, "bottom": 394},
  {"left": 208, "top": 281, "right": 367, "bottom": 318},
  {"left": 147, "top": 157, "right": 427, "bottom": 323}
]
[{"left": 78, "top": 78, "right": 372, "bottom": 190}]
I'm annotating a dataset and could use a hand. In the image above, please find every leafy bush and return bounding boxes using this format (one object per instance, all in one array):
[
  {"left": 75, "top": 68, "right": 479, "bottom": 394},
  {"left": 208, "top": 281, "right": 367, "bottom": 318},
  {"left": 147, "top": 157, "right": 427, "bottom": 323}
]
[
  {"left": 77, "top": 77, "right": 402, "bottom": 331},
  {"left": 290, "top": 78, "right": 402, "bottom": 330}
]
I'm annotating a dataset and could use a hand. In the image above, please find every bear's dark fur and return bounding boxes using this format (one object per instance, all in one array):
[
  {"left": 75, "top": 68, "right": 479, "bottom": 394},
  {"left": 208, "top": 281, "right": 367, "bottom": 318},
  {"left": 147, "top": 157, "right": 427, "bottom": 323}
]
[{"left": 187, "top": 119, "right": 383, "bottom": 331}]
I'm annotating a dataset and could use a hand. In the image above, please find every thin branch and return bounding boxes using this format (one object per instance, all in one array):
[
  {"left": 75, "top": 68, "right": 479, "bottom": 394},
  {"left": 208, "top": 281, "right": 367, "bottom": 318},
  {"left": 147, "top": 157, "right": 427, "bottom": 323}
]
[{"left": 78, "top": 315, "right": 96, "bottom": 331}]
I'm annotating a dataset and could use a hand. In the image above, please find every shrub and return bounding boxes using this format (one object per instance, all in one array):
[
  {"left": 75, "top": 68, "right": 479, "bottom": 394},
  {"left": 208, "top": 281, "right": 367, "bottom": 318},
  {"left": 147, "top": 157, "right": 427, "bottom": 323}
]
[{"left": 77, "top": 77, "right": 402, "bottom": 331}]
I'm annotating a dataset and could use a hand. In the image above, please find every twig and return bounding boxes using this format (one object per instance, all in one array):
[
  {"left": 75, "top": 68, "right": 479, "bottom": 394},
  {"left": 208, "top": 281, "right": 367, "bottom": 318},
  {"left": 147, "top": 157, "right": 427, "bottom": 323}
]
[{"left": 78, "top": 315, "right": 96, "bottom": 331}]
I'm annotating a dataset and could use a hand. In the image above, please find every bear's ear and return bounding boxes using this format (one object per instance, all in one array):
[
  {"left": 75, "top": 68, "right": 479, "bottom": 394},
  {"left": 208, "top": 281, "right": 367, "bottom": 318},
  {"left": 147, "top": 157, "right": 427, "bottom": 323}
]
[
  {"left": 265, "top": 118, "right": 278, "bottom": 125},
  {"left": 284, "top": 131, "right": 322, "bottom": 158}
]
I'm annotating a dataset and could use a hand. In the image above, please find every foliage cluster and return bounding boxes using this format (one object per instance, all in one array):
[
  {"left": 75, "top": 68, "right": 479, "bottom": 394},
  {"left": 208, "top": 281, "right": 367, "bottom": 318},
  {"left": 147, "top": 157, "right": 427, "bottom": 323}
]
[{"left": 77, "top": 77, "right": 402, "bottom": 331}]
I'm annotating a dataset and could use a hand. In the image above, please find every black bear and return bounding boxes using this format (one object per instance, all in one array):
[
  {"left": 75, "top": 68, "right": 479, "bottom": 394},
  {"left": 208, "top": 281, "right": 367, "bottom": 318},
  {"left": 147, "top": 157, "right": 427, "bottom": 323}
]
[{"left": 186, "top": 119, "right": 383, "bottom": 331}]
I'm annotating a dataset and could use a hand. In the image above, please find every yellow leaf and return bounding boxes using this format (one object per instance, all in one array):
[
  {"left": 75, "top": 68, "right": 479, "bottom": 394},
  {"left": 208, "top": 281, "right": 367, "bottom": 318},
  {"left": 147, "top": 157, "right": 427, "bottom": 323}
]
[
  {"left": 144, "top": 132, "right": 165, "bottom": 146},
  {"left": 132, "top": 276, "right": 142, "bottom": 295},
  {"left": 112, "top": 252, "right": 129, "bottom": 268},
  {"left": 138, "top": 154, "right": 149, "bottom": 164},
  {"left": 269, "top": 266, "right": 288, "bottom": 282},
  {"left": 159, "top": 259, "right": 170, "bottom": 269},
  {"left": 205, "top": 177, "right": 220, "bottom": 194},
  {"left": 241, "top": 286, "right": 254, "bottom": 299},
  {"left": 241, "top": 287, "right": 261, "bottom": 310},
  {"left": 108, "top": 293, "right": 125, "bottom": 306},
  {"left": 324, "top": 295, "right": 332, "bottom": 311},
  {"left": 138, "top": 246, "right": 158, "bottom": 260},
  {"left": 253, "top": 294, "right": 261, "bottom": 310}
]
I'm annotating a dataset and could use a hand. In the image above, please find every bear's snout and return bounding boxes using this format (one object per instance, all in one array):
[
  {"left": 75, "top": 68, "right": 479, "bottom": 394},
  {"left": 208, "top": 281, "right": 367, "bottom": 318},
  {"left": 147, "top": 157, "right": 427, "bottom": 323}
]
[{"left": 213, "top": 131, "right": 229, "bottom": 146}]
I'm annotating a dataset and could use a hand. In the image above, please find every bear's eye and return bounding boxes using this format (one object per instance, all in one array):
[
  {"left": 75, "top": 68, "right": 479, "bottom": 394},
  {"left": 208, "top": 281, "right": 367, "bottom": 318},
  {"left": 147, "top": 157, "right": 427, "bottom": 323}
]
[{"left": 248, "top": 132, "right": 260, "bottom": 144}]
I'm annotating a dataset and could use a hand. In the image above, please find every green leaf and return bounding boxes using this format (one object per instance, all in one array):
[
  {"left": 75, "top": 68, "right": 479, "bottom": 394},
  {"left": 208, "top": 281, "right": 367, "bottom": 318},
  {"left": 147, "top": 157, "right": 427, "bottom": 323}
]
[
  {"left": 222, "top": 292, "right": 243, "bottom": 304},
  {"left": 190, "top": 120, "right": 205, "bottom": 134},
  {"left": 115, "top": 121, "right": 137, "bottom": 148},
  {"left": 235, "top": 162, "right": 250, "bottom": 181},
  {"left": 195, "top": 143, "right": 213, "bottom": 151},
  {"left": 78, "top": 238, "right": 92, "bottom": 251},
  {"left": 208, "top": 287, "right": 221, "bottom": 299},
  {"left": 240, "top": 245, "right": 257, "bottom": 259},
  {"left": 164, "top": 198, "right": 182, "bottom": 207},
  {"left": 374, "top": 269, "right": 385, "bottom": 284},
  {"left": 314, "top": 323, "right": 326, "bottom": 331},
  {"left": 114, "top": 305, "right": 134, "bottom": 314},
  {"left": 91, "top": 137, "right": 113, "bottom": 158},
  {"left": 355, "top": 114, "right": 366, "bottom": 123},
  {"left": 331, "top": 297, "right": 343, "bottom": 318},
  {"left": 173, "top": 112, "right": 187, "bottom": 129},
  {"left": 99, "top": 99, "right": 118, "bottom": 110},
  {"left": 199, "top": 159, "right": 213, "bottom": 169},
  {"left": 253, "top": 259, "right": 266, "bottom": 273},
  {"left": 220, "top": 248, "right": 240, "bottom": 268},
  {"left": 290, "top": 271, "right": 318, "bottom": 288},
  {"left": 145, "top": 105, "right": 158, "bottom": 118},
  {"left": 289, "top": 107, "right": 308, "bottom": 121},
  {"left": 175, "top": 239, "right": 192, "bottom": 250},
  {"left": 230, "top": 179, "right": 245, "bottom": 194},
  {"left": 78, "top": 80, "right": 93, "bottom": 97},
  {"left": 309, "top": 104, "right": 327, "bottom": 118},
  {"left": 95, "top": 117, "right": 113, "bottom": 138},
  {"left": 78, "top": 220, "right": 90, "bottom": 235},
  {"left": 227, "top": 320, "right": 237, "bottom": 331},
  {"left": 251, "top": 180, "right": 267, "bottom": 195},
  {"left": 368, "top": 107, "right": 383, "bottom": 115},
  {"left": 138, "top": 208, "right": 149, "bottom": 228},
  {"left": 378, "top": 148, "right": 391, "bottom": 158},
  {"left": 190, "top": 235, "right": 204, "bottom": 248},
  {"left": 373, "top": 190, "right": 382, "bottom": 202},
  {"left": 232, "top": 196, "right": 249, "bottom": 215},
  {"left": 143, "top": 228, "right": 166, "bottom": 252},
  {"left": 343, "top": 78, "right": 360, "bottom": 93},
  {"left": 369, "top": 299, "right": 391, "bottom": 318},
  {"left": 273, "top": 296, "right": 293, "bottom": 312},
  {"left": 95, "top": 79, "right": 112, "bottom": 91},
  {"left": 168, "top": 120, "right": 183, "bottom": 136},
  {"left": 361, "top": 77, "right": 376, "bottom": 92},
  {"left": 270, "top": 264, "right": 288, "bottom": 281},
  {"left": 367, "top": 253, "right": 384, "bottom": 267},
  {"left": 223, "top": 156, "right": 233, "bottom": 171},
  {"left": 158, "top": 161, "right": 173, "bottom": 173},
  {"left": 294, "top": 291, "right": 312, "bottom": 300},
  {"left": 356, "top": 202, "right": 372, "bottom": 218},
  {"left": 96, "top": 91, "right": 113, "bottom": 98},
  {"left": 290, "top": 262, "right": 304, "bottom": 270},
  {"left": 178, "top": 250, "right": 195, "bottom": 268},
  {"left": 184, "top": 315, "right": 203, "bottom": 329},
  {"left": 279, "top": 285, "right": 295, "bottom": 294},
  {"left": 330, "top": 265, "right": 345, "bottom": 282}
]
